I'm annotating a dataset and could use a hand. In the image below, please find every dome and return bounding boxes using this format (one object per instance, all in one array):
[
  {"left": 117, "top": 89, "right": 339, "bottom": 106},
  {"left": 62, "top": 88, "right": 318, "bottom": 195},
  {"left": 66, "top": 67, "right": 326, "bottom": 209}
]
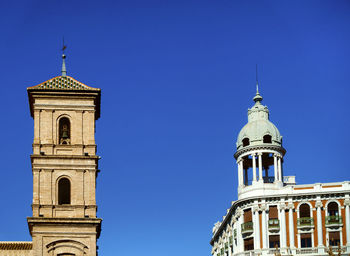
[{"left": 236, "top": 89, "right": 282, "bottom": 150}]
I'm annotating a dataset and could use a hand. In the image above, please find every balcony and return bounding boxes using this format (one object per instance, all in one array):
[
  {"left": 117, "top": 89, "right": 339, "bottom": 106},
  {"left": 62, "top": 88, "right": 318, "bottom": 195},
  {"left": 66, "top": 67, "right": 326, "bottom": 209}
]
[
  {"left": 263, "top": 176, "right": 275, "bottom": 183},
  {"left": 325, "top": 215, "right": 343, "bottom": 227},
  {"left": 268, "top": 218, "right": 280, "bottom": 231},
  {"left": 241, "top": 221, "right": 253, "bottom": 234},
  {"left": 297, "top": 217, "right": 314, "bottom": 229}
]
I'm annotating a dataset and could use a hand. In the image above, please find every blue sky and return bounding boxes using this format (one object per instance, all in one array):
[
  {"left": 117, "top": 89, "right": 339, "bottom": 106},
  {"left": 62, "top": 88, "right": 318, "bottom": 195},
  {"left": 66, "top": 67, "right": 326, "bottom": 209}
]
[{"left": 0, "top": 1, "right": 350, "bottom": 255}]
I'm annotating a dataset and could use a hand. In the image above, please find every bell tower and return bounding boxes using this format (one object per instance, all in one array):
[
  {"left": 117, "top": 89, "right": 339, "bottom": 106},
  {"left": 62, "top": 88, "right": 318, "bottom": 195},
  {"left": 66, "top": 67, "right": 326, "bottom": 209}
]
[{"left": 27, "top": 53, "right": 102, "bottom": 256}]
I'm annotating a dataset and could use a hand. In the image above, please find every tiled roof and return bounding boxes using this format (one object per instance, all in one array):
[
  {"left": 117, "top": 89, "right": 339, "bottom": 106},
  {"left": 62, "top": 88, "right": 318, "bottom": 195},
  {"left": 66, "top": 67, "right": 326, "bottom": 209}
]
[
  {"left": 0, "top": 242, "right": 32, "bottom": 250},
  {"left": 27, "top": 76, "right": 100, "bottom": 91}
]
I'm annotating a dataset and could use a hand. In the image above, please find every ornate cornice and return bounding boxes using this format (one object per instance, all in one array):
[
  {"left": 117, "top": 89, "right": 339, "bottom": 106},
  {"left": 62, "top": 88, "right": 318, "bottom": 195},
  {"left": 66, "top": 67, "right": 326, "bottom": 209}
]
[{"left": 234, "top": 144, "right": 286, "bottom": 159}]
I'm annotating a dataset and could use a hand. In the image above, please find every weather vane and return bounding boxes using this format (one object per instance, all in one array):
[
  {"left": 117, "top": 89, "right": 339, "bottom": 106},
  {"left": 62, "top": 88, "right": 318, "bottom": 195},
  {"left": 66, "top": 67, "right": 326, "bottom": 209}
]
[{"left": 62, "top": 37, "right": 67, "bottom": 54}]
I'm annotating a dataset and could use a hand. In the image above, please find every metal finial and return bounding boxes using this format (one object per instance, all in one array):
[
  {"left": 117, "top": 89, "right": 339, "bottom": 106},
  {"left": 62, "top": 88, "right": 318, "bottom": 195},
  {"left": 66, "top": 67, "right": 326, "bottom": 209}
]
[
  {"left": 253, "top": 64, "right": 263, "bottom": 103},
  {"left": 256, "top": 64, "right": 259, "bottom": 93},
  {"left": 61, "top": 38, "right": 67, "bottom": 77}
]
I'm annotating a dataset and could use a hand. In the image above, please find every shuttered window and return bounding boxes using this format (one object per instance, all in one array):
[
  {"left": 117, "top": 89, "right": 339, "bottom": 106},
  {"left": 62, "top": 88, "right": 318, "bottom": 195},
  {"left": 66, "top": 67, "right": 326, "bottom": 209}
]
[
  {"left": 301, "top": 233, "right": 312, "bottom": 248},
  {"left": 269, "top": 206, "right": 278, "bottom": 219},
  {"left": 269, "top": 235, "right": 280, "bottom": 248},
  {"left": 329, "top": 232, "right": 340, "bottom": 246},
  {"left": 244, "top": 209, "right": 252, "bottom": 222},
  {"left": 244, "top": 238, "right": 254, "bottom": 251}
]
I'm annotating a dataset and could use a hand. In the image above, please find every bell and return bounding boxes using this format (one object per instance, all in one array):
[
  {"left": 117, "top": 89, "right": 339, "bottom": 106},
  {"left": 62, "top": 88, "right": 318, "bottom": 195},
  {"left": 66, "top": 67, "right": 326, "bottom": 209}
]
[{"left": 62, "top": 130, "right": 69, "bottom": 139}]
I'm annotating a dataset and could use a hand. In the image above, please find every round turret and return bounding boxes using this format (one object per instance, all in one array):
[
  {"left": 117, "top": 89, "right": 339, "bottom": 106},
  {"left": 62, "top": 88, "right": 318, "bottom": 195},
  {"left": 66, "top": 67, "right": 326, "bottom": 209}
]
[{"left": 234, "top": 86, "right": 286, "bottom": 199}]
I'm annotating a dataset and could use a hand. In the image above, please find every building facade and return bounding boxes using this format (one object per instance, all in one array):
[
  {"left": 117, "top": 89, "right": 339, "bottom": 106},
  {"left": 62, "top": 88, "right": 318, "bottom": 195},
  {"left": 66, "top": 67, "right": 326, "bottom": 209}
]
[
  {"left": 0, "top": 54, "right": 102, "bottom": 256},
  {"left": 210, "top": 86, "right": 350, "bottom": 256}
]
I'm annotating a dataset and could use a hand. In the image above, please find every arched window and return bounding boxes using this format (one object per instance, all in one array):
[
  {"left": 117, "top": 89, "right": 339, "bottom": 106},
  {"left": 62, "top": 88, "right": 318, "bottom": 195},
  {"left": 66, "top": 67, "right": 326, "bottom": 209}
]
[
  {"left": 299, "top": 204, "right": 311, "bottom": 218},
  {"left": 242, "top": 138, "right": 250, "bottom": 147},
  {"left": 59, "top": 117, "right": 71, "bottom": 145},
  {"left": 58, "top": 178, "right": 71, "bottom": 205},
  {"left": 328, "top": 202, "right": 339, "bottom": 216},
  {"left": 263, "top": 135, "right": 272, "bottom": 143}
]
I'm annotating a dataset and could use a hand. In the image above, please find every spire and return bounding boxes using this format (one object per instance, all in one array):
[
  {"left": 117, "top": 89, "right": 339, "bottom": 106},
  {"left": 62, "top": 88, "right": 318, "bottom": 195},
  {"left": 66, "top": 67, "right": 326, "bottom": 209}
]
[
  {"left": 61, "top": 54, "right": 67, "bottom": 77},
  {"left": 61, "top": 38, "right": 67, "bottom": 77},
  {"left": 253, "top": 65, "right": 262, "bottom": 103}
]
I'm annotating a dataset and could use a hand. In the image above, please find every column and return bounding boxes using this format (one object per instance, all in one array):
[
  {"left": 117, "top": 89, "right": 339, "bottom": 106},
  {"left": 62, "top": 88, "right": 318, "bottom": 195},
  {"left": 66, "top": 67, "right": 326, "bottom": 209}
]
[
  {"left": 280, "top": 204, "right": 287, "bottom": 248},
  {"left": 278, "top": 156, "right": 282, "bottom": 182},
  {"left": 273, "top": 154, "right": 278, "bottom": 182},
  {"left": 345, "top": 199, "right": 350, "bottom": 246},
  {"left": 237, "top": 212, "right": 244, "bottom": 252},
  {"left": 261, "top": 206, "right": 268, "bottom": 249},
  {"left": 288, "top": 204, "right": 295, "bottom": 249},
  {"left": 244, "top": 169, "right": 248, "bottom": 186},
  {"left": 237, "top": 159, "right": 242, "bottom": 187},
  {"left": 228, "top": 236, "right": 232, "bottom": 256},
  {"left": 253, "top": 206, "right": 261, "bottom": 250},
  {"left": 231, "top": 221, "right": 236, "bottom": 254},
  {"left": 258, "top": 153, "right": 263, "bottom": 182},
  {"left": 316, "top": 201, "right": 323, "bottom": 247},
  {"left": 252, "top": 154, "right": 257, "bottom": 182}
]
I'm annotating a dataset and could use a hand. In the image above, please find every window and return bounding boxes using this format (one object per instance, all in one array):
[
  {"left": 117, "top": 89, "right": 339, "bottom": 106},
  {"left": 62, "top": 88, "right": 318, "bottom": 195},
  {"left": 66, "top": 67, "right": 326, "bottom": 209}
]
[
  {"left": 59, "top": 117, "right": 71, "bottom": 145},
  {"left": 244, "top": 238, "right": 254, "bottom": 251},
  {"left": 300, "top": 233, "right": 312, "bottom": 248},
  {"left": 58, "top": 178, "right": 71, "bottom": 205},
  {"left": 269, "top": 235, "right": 280, "bottom": 248},
  {"left": 244, "top": 209, "right": 252, "bottom": 223},
  {"left": 269, "top": 206, "right": 278, "bottom": 219},
  {"left": 263, "top": 135, "right": 272, "bottom": 143},
  {"left": 299, "top": 204, "right": 311, "bottom": 218},
  {"left": 329, "top": 231, "right": 340, "bottom": 246},
  {"left": 242, "top": 138, "right": 250, "bottom": 147},
  {"left": 328, "top": 202, "right": 339, "bottom": 216}
]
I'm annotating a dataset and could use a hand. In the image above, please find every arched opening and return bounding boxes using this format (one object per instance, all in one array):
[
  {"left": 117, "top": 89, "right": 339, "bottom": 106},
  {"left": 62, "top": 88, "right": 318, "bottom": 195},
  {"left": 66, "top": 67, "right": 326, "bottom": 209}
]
[
  {"left": 58, "top": 178, "right": 71, "bottom": 205},
  {"left": 263, "top": 134, "right": 272, "bottom": 143},
  {"left": 59, "top": 117, "right": 71, "bottom": 145},
  {"left": 300, "top": 204, "right": 311, "bottom": 218},
  {"left": 242, "top": 138, "right": 250, "bottom": 147},
  {"left": 328, "top": 202, "right": 339, "bottom": 216}
]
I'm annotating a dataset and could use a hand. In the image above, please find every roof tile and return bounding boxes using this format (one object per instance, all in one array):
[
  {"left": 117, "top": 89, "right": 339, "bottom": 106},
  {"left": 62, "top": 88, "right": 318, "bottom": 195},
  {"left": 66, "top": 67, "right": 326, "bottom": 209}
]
[{"left": 27, "top": 76, "right": 100, "bottom": 91}]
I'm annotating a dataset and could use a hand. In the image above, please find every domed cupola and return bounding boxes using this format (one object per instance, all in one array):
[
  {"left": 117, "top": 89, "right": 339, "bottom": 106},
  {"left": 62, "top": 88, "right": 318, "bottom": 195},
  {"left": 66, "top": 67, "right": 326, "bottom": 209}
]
[
  {"left": 234, "top": 84, "right": 286, "bottom": 199},
  {"left": 236, "top": 88, "right": 282, "bottom": 150}
]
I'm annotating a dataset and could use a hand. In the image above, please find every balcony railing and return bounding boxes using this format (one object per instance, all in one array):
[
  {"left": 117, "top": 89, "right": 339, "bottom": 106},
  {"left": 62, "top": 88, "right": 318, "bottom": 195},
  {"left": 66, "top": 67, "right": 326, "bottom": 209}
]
[
  {"left": 241, "top": 221, "right": 253, "bottom": 234},
  {"left": 263, "top": 176, "right": 275, "bottom": 183},
  {"left": 296, "top": 248, "right": 318, "bottom": 254},
  {"left": 297, "top": 217, "right": 314, "bottom": 228},
  {"left": 325, "top": 215, "right": 342, "bottom": 225},
  {"left": 268, "top": 218, "right": 280, "bottom": 230}
]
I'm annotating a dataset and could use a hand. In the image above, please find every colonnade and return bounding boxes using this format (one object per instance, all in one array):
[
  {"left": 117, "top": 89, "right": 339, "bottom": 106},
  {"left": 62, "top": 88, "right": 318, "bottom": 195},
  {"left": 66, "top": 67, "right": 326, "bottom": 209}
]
[{"left": 237, "top": 152, "right": 283, "bottom": 187}]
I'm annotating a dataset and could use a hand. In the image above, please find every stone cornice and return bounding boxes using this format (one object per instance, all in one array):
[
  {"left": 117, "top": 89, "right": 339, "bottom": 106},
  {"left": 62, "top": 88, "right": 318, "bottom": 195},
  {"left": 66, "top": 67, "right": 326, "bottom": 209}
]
[
  {"left": 27, "top": 217, "right": 102, "bottom": 238},
  {"left": 234, "top": 144, "right": 286, "bottom": 159}
]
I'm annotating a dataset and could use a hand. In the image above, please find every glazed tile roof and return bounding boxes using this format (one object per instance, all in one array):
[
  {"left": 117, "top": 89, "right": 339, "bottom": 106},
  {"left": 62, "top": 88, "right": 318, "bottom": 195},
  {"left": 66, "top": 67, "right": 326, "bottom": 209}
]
[
  {"left": 0, "top": 242, "right": 32, "bottom": 250},
  {"left": 27, "top": 76, "right": 100, "bottom": 91}
]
